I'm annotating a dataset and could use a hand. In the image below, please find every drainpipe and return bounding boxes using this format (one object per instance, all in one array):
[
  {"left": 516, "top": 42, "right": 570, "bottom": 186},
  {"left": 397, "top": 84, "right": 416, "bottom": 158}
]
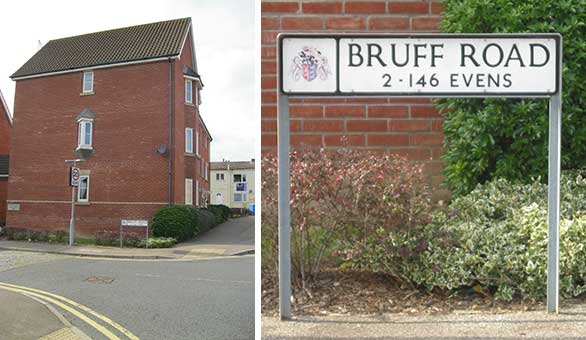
[{"left": 168, "top": 58, "right": 175, "bottom": 206}]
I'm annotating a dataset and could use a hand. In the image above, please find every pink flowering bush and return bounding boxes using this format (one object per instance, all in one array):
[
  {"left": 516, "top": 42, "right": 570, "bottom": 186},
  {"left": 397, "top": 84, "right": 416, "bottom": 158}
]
[{"left": 262, "top": 147, "right": 432, "bottom": 288}]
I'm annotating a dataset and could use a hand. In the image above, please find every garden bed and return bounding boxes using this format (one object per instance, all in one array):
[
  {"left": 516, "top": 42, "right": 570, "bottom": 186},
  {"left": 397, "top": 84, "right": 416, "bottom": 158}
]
[{"left": 262, "top": 269, "right": 586, "bottom": 316}]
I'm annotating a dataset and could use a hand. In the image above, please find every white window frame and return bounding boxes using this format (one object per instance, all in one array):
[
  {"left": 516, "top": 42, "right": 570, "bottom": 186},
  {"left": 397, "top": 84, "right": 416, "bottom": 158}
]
[
  {"left": 205, "top": 163, "right": 208, "bottom": 181},
  {"left": 77, "top": 175, "right": 90, "bottom": 202},
  {"left": 195, "top": 130, "right": 200, "bottom": 157},
  {"left": 77, "top": 118, "right": 93, "bottom": 149},
  {"left": 185, "top": 79, "right": 193, "bottom": 104},
  {"left": 82, "top": 71, "right": 94, "bottom": 93},
  {"left": 195, "top": 180, "right": 199, "bottom": 206},
  {"left": 185, "top": 178, "right": 193, "bottom": 205},
  {"left": 234, "top": 193, "right": 242, "bottom": 202},
  {"left": 185, "top": 128, "right": 193, "bottom": 153}
]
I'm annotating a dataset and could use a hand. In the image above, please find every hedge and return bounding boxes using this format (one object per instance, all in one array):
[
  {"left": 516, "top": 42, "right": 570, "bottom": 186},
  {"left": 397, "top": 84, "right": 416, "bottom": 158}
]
[
  {"left": 198, "top": 208, "right": 216, "bottom": 233},
  {"left": 152, "top": 205, "right": 199, "bottom": 242},
  {"left": 208, "top": 204, "right": 230, "bottom": 224},
  {"left": 439, "top": 0, "right": 586, "bottom": 195}
]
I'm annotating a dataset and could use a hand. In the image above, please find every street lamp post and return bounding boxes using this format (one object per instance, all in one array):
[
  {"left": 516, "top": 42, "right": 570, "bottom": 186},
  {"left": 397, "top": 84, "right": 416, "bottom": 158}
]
[{"left": 65, "top": 158, "right": 84, "bottom": 246}]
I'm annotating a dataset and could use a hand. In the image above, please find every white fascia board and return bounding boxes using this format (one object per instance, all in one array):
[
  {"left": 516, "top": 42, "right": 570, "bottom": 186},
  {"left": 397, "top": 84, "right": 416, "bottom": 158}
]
[{"left": 11, "top": 56, "right": 179, "bottom": 81}]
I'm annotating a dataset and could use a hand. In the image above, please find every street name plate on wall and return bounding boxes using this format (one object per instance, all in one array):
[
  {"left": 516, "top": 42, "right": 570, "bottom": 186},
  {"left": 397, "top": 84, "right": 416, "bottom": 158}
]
[
  {"left": 279, "top": 34, "right": 560, "bottom": 97},
  {"left": 121, "top": 219, "right": 148, "bottom": 227},
  {"left": 7, "top": 203, "right": 20, "bottom": 211}
]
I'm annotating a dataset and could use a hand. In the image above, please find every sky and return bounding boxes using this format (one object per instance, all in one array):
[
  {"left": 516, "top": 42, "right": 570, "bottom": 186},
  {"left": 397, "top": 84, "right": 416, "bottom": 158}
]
[{"left": 0, "top": 0, "right": 255, "bottom": 162}]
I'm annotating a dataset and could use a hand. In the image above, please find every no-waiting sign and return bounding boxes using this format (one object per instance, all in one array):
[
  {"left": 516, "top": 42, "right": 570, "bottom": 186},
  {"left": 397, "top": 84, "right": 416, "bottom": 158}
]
[
  {"left": 70, "top": 167, "right": 80, "bottom": 187},
  {"left": 280, "top": 34, "right": 560, "bottom": 96}
]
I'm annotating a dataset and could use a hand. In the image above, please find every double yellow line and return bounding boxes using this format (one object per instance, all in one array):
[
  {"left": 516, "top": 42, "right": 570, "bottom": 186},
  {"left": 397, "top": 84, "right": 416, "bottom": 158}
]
[{"left": 0, "top": 282, "right": 140, "bottom": 340}]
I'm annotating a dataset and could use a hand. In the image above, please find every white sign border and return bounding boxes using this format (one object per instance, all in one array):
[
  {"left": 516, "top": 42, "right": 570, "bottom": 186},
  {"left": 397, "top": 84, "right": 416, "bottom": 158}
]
[{"left": 278, "top": 33, "right": 561, "bottom": 97}]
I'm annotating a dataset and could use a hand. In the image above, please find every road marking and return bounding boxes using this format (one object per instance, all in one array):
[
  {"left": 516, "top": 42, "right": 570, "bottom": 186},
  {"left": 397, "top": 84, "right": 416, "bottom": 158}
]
[
  {"left": 134, "top": 273, "right": 253, "bottom": 285},
  {"left": 0, "top": 284, "right": 121, "bottom": 340},
  {"left": 0, "top": 282, "right": 140, "bottom": 340},
  {"left": 71, "top": 253, "right": 255, "bottom": 262}
]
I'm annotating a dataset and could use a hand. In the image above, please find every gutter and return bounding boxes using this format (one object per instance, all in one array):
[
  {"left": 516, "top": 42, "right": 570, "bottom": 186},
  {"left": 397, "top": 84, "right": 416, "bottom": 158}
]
[{"left": 168, "top": 58, "right": 175, "bottom": 206}]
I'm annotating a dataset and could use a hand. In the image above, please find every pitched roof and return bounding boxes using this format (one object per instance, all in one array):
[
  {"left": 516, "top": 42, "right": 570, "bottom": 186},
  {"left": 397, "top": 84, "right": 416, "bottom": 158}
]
[
  {"left": 11, "top": 18, "right": 192, "bottom": 79},
  {"left": 211, "top": 161, "right": 255, "bottom": 171},
  {"left": 0, "top": 155, "right": 8, "bottom": 176},
  {"left": 0, "top": 89, "right": 12, "bottom": 127}
]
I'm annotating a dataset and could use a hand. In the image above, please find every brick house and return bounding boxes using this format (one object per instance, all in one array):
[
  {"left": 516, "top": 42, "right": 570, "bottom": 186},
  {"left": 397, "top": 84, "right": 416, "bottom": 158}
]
[
  {"left": 6, "top": 18, "right": 212, "bottom": 238},
  {"left": 261, "top": 0, "right": 445, "bottom": 186},
  {"left": 0, "top": 89, "right": 11, "bottom": 224}
]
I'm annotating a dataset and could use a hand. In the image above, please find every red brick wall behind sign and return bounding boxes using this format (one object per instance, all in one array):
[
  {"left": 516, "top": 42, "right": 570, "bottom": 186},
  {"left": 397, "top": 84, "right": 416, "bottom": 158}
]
[{"left": 261, "top": 0, "right": 445, "bottom": 183}]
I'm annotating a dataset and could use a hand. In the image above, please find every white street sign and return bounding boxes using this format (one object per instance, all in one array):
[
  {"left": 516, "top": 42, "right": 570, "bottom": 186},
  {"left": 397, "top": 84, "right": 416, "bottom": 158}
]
[
  {"left": 121, "top": 219, "right": 148, "bottom": 227},
  {"left": 280, "top": 34, "right": 560, "bottom": 96}
]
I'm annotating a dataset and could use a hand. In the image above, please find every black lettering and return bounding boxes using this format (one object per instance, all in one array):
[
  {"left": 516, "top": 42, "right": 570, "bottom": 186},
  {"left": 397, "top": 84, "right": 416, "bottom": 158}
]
[
  {"left": 348, "top": 43, "right": 363, "bottom": 67},
  {"left": 430, "top": 44, "right": 444, "bottom": 67},
  {"left": 488, "top": 73, "right": 500, "bottom": 87},
  {"left": 463, "top": 73, "right": 474, "bottom": 87},
  {"left": 483, "top": 43, "right": 504, "bottom": 67},
  {"left": 504, "top": 44, "right": 525, "bottom": 67},
  {"left": 413, "top": 44, "right": 427, "bottom": 67},
  {"left": 476, "top": 73, "right": 485, "bottom": 87},
  {"left": 450, "top": 74, "right": 459, "bottom": 87},
  {"left": 367, "top": 43, "right": 386, "bottom": 67},
  {"left": 390, "top": 43, "right": 410, "bottom": 67},
  {"left": 503, "top": 73, "right": 512, "bottom": 88},
  {"left": 530, "top": 43, "right": 550, "bottom": 67},
  {"left": 460, "top": 44, "right": 480, "bottom": 67}
]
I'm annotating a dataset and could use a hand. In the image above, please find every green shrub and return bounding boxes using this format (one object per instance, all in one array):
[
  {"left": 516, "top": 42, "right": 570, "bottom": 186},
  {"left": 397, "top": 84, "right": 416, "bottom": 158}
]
[
  {"left": 138, "top": 237, "right": 177, "bottom": 248},
  {"left": 348, "top": 170, "right": 586, "bottom": 301},
  {"left": 152, "top": 205, "right": 199, "bottom": 242},
  {"left": 439, "top": 0, "right": 586, "bottom": 195},
  {"left": 208, "top": 205, "right": 229, "bottom": 225},
  {"left": 197, "top": 208, "right": 216, "bottom": 233}
]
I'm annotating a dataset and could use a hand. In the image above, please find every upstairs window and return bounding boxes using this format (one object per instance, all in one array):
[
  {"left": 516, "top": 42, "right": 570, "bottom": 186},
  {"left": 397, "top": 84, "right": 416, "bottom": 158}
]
[
  {"left": 196, "top": 130, "right": 200, "bottom": 156},
  {"left": 185, "top": 128, "right": 193, "bottom": 153},
  {"left": 216, "top": 173, "right": 224, "bottom": 181},
  {"left": 77, "top": 175, "right": 90, "bottom": 202},
  {"left": 185, "top": 80, "right": 193, "bottom": 104},
  {"left": 82, "top": 71, "right": 94, "bottom": 93},
  {"left": 77, "top": 119, "right": 93, "bottom": 149},
  {"left": 233, "top": 174, "right": 246, "bottom": 183}
]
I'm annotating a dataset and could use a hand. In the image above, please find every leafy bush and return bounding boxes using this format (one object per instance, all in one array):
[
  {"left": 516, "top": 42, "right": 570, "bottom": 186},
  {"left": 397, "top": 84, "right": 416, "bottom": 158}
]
[
  {"left": 152, "top": 205, "right": 199, "bottom": 242},
  {"left": 208, "top": 205, "right": 229, "bottom": 225},
  {"left": 138, "top": 237, "right": 177, "bottom": 248},
  {"left": 262, "top": 147, "right": 431, "bottom": 287},
  {"left": 209, "top": 204, "right": 230, "bottom": 222},
  {"left": 348, "top": 170, "right": 586, "bottom": 301},
  {"left": 439, "top": 0, "right": 586, "bottom": 195},
  {"left": 197, "top": 208, "right": 216, "bottom": 233}
]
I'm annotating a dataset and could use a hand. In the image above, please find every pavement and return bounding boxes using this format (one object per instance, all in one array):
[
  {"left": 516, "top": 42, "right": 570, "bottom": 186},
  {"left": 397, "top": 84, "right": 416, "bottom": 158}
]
[
  {"left": 262, "top": 307, "right": 586, "bottom": 339},
  {"left": 0, "top": 288, "right": 87, "bottom": 340},
  {"left": 0, "top": 216, "right": 255, "bottom": 260}
]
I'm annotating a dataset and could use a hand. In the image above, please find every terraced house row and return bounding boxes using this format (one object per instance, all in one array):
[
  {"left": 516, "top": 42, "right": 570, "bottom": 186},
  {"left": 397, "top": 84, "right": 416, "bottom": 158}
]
[{"left": 1, "top": 18, "right": 212, "bottom": 237}]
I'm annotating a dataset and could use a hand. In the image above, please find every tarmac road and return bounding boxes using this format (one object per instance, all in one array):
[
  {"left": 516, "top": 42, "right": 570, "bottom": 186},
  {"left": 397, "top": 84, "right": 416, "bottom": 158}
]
[{"left": 0, "top": 254, "right": 254, "bottom": 340}]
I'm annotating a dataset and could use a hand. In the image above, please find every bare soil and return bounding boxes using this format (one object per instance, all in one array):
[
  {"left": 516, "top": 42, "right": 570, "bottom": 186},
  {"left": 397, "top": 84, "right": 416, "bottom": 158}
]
[{"left": 262, "top": 268, "right": 586, "bottom": 316}]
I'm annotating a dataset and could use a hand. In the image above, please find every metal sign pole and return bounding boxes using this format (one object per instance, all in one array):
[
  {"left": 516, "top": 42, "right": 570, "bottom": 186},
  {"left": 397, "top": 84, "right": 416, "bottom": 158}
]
[
  {"left": 547, "top": 41, "right": 563, "bottom": 312},
  {"left": 277, "top": 91, "right": 292, "bottom": 320},
  {"left": 69, "top": 160, "right": 77, "bottom": 246}
]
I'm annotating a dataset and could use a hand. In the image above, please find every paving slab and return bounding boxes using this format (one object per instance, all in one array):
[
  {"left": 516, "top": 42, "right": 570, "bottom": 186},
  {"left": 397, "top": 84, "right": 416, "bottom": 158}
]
[
  {"left": 262, "top": 304, "right": 586, "bottom": 339},
  {"left": 0, "top": 289, "right": 72, "bottom": 340}
]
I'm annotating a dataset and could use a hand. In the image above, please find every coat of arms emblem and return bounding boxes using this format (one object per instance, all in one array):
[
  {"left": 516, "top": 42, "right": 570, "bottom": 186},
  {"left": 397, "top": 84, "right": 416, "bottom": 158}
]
[{"left": 290, "top": 46, "right": 331, "bottom": 82}]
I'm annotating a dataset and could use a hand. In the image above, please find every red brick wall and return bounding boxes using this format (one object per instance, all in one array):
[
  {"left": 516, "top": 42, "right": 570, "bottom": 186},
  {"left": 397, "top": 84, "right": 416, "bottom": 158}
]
[
  {"left": 7, "top": 60, "right": 175, "bottom": 237},
  {"left": 0, "top": 97, "right": 9, "bottom": 223},
  {"left": 261, "top": 0, "right": 445, "bottom": 184}
]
